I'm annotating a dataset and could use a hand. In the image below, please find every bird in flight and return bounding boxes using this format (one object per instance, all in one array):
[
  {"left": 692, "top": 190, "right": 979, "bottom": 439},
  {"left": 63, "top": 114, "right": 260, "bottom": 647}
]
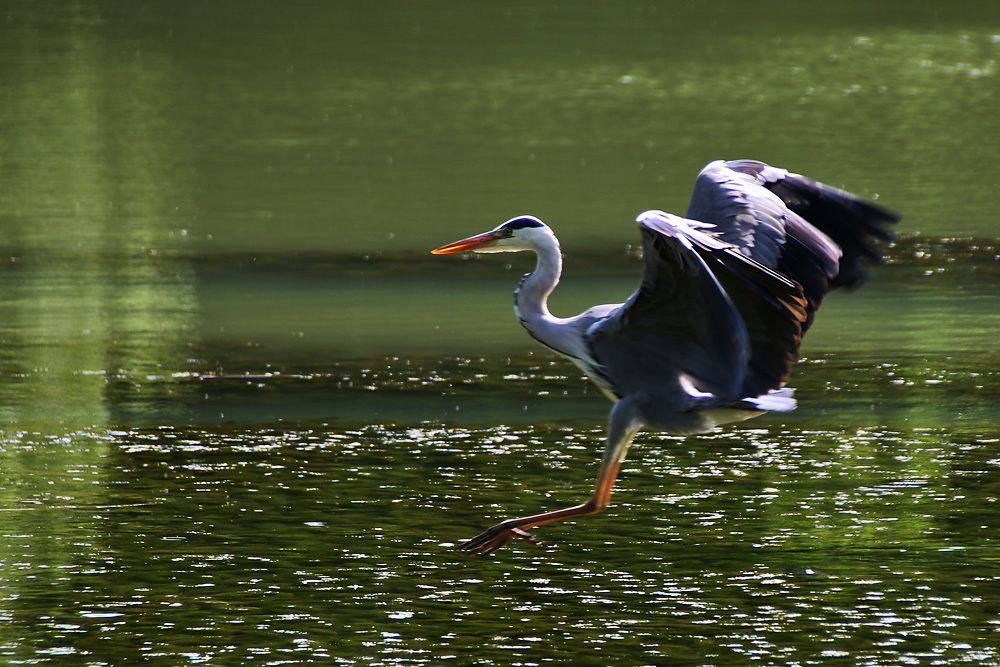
[{"left": 432, "top": 159, "right": 900, "bottom": 555}]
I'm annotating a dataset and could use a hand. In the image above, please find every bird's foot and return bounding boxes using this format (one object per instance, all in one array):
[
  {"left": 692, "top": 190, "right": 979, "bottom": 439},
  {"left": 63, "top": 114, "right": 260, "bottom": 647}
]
[{"left": 458, "top": 521, "right": 543, "bottom": 555}]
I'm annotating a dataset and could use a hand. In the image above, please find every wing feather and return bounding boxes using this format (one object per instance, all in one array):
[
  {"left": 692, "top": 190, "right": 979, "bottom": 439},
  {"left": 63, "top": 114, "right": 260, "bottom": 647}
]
[
  {"left": 685, "top": 159, "right": 899, "bottom": 332},
  {"left": 586, "top": 212, "right": 807, "bottom": 405},
  {"left": 725, "top": 159, "right": 900, "bottom": 289}
]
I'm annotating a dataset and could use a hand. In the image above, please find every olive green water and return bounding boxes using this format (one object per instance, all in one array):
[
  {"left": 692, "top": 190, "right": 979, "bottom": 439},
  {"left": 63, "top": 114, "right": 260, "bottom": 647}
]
[{"left": 2, "top": 2, "right": 1000, "bottom": 665}]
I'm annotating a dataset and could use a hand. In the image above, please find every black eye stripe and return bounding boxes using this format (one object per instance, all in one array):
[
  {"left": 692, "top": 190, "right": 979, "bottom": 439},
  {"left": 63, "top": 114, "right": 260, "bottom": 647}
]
[{"left": 500, "top": 216, "right": 545, "bottom": 231}]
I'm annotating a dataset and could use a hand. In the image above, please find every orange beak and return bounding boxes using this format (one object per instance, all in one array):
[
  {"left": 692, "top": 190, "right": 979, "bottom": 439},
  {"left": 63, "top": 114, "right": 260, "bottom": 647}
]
[{"left": 431, "top": 231, "right": 500, "bottom": 255}]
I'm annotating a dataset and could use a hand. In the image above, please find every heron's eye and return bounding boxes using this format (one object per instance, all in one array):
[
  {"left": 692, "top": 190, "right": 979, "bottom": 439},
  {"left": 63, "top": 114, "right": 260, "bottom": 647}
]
[{"left": 502, "top": 228, "right": 514, "bottom": 237}]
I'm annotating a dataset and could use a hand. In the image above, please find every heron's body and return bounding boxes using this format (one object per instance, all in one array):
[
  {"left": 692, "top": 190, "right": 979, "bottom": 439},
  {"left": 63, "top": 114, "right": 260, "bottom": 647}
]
[{"left": 432, "top": 159, "right": 899, "bottom": 554}]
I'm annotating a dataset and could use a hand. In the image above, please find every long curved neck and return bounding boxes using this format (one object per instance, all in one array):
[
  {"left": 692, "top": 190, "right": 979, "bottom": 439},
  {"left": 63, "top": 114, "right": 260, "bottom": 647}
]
[{"left": 514, "top": 232, "right": 568, "bottom": 352}]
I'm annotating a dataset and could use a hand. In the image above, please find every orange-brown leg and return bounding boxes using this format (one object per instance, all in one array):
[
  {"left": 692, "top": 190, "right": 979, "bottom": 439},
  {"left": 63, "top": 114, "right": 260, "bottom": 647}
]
[{"left": 459, "top": 402, "right": 642, "bottom": 555}]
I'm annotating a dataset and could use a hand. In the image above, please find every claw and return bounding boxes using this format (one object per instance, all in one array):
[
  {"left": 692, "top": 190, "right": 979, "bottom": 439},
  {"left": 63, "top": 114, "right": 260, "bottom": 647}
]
[
  {"left": 458, "top": 522, "right": 544, "bottom": 555},
  {"left": 510, "top": 527, "right": 543, "bottom": 545}
]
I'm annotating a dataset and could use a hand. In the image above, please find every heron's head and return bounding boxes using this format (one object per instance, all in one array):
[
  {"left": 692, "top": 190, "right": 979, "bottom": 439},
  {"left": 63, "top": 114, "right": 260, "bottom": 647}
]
[{"left": 432, "top": 216, "right": 552, "bottom": 255}]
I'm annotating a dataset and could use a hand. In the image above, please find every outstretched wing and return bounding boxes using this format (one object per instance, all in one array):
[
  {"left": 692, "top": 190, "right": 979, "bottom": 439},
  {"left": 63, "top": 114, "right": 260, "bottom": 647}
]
[
  {"left": 725, "top": 159, "right": 900, "bottom": 289},
  {"left": 686, "top": 159, "right": 899, "bottom": 331},
  {"left": 586, "top": 212, "right": 807, "bottom": 405}
]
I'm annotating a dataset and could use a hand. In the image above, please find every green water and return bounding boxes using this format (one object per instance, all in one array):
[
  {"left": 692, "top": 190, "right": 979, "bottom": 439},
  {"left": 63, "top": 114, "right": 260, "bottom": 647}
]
[{"left": 2, "top": 1, "right": 1000, "bottom": 665}]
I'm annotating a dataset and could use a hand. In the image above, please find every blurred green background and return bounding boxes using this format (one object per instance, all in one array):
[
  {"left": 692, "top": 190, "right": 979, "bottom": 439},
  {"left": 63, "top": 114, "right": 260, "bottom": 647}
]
[{"left": 2, "top": 2, "right": 1000, "bottom": 666}]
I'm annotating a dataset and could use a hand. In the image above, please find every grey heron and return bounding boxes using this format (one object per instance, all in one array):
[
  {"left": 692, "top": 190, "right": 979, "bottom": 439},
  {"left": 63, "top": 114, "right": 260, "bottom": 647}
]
[{"left": 432, "top": 159, "right": 899, "bottom": 555}]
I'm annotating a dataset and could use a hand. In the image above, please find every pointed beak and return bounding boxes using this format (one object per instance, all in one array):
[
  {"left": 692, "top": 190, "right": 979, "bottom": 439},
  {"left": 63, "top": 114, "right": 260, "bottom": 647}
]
[{"left": 431, "top": 231, "right": 499, "bottom": 254}]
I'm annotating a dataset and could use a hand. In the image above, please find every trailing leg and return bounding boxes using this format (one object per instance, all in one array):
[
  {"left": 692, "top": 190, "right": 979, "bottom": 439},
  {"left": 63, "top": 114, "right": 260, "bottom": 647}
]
[{"left": 458, "top": 401, "right": 643, "bottom": 555}]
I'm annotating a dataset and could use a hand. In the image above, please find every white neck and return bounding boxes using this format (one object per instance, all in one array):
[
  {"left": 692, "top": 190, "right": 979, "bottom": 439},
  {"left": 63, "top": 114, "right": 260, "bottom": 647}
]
[{"left": 513, "top": 230, "right": 571, "bottom": 354}]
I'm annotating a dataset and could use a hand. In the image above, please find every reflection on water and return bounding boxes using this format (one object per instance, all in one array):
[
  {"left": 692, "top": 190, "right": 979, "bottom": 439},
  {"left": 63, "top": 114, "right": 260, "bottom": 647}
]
[
  {"left": 0, "top": 255, "right": 197, "bottom": 429},
  {"left": 2, "top": 423, "right": 999, "bottom": 665}
]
